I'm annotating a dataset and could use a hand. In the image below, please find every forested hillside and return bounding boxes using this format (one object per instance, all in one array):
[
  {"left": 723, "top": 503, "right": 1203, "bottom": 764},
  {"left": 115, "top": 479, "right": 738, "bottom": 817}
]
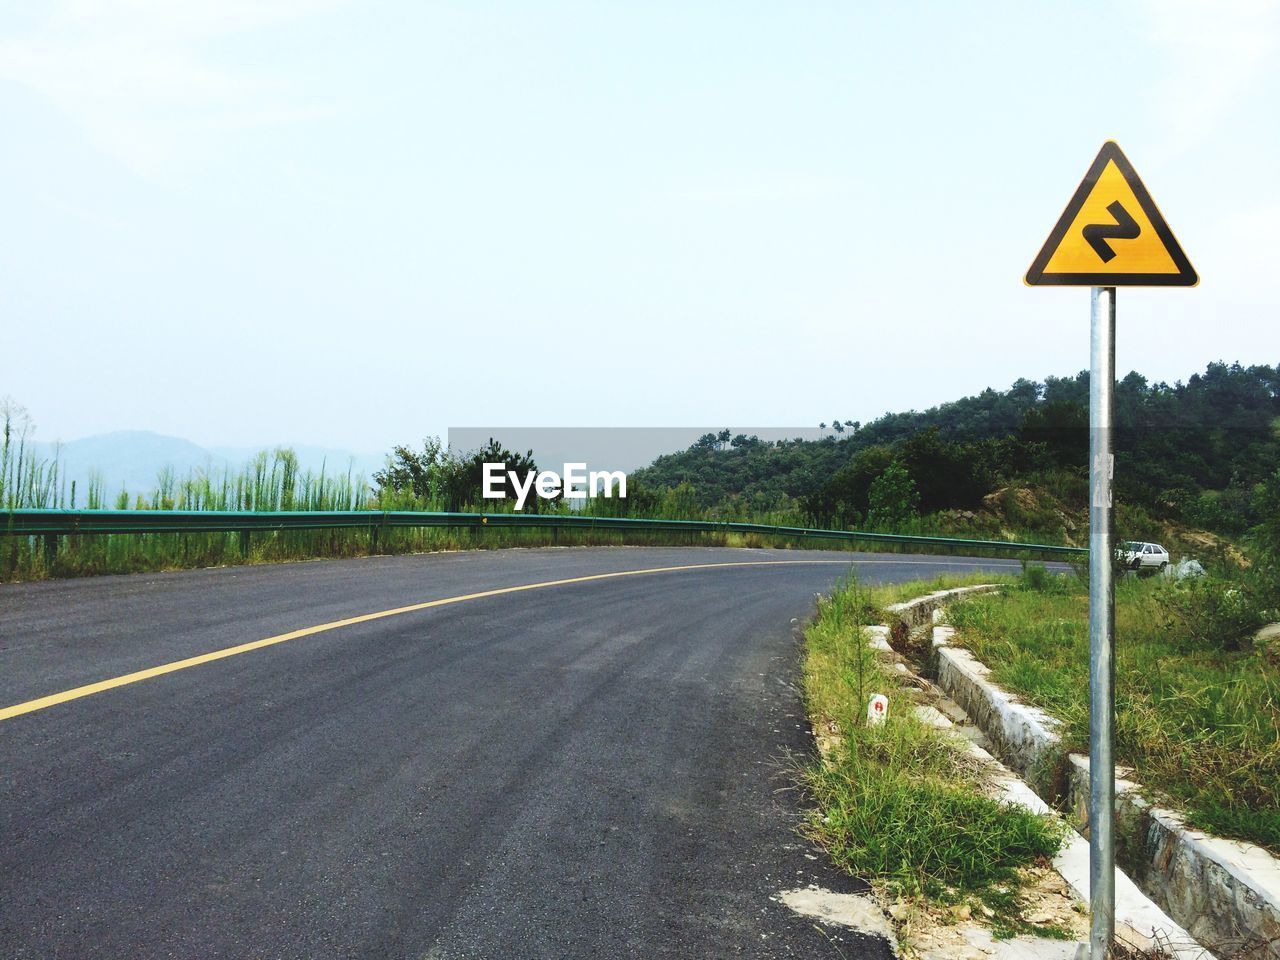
[{"left": 631, "top": 362, "right": 1280, "bottom": 545}]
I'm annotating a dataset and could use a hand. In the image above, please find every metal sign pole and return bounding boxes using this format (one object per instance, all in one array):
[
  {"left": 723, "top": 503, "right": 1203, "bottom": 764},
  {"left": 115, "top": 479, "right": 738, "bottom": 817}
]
[
  {"left": 1028, "top": 142, "right": 1195, "bottom": 957},
  {"left": 1088, "top": 286, "right": 1117, "bottom": 958}
]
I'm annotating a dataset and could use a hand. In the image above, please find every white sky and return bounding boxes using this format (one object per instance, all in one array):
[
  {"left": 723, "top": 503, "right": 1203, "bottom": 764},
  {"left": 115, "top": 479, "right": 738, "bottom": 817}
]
[{"left": 2, "top": 0, "right": 1277, "bottom": 452}]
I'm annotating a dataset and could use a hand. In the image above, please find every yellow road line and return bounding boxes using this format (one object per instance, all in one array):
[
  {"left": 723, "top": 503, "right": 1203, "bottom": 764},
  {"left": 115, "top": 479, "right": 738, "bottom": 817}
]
[{"left": 0, "top": 558, "right": 863, "bottom": 724}]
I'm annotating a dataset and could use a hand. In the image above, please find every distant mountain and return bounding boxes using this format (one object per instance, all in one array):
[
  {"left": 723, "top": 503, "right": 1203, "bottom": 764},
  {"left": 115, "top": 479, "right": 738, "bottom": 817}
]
[{"left": 31, "top": 431, "right": 385, "bottom": 505}]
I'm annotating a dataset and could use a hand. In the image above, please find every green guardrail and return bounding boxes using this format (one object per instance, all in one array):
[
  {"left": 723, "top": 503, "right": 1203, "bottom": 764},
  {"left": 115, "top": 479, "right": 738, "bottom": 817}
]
[{"left": 0, "top": 508, "right": 1087, "bottom": 559}]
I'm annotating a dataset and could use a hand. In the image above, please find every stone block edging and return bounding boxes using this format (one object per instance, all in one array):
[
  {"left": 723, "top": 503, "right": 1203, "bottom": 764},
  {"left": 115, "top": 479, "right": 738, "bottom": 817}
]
[
  {"left": 1066, "top": 755, "right": 1280, "bottom": 957},
  {"left": 923, "top": 603, "right": 1280, "bottom": 959}
]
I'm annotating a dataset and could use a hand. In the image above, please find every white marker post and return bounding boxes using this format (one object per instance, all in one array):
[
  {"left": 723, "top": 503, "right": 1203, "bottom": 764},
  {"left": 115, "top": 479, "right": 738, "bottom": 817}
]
[{"left": 866, "top": 693, "right": 889, "bottom": 726}]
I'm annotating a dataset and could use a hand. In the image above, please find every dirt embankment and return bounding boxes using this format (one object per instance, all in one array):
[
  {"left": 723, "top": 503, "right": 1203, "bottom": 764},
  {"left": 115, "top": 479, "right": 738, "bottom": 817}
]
[{"left": 938, "top": 484, "right": 1246, "bottom": 564}]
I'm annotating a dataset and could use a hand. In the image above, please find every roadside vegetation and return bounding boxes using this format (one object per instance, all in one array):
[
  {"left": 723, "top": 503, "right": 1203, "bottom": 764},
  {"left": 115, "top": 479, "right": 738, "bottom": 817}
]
[
  {"left": 947, "top": 551, "right": 1280, "bottom": 851},
  {"left": 801, "top": 575, "right": 1069, "bottom": 938},
  {"left": 0, "top": 406, "right": 1067, "bottom": 582},
  {"left": 634, "top": 362, "right": 1278, "bottom": 555},
  {"left": 4, "top": 361, "right": 1275, "bottom": 581}
]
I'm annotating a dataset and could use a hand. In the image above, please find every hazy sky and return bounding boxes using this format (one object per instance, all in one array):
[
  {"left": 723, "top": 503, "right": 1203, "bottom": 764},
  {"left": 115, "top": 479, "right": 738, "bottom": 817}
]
[{"left": 2, "top": 0, "right": 1277, "bottom": 453}]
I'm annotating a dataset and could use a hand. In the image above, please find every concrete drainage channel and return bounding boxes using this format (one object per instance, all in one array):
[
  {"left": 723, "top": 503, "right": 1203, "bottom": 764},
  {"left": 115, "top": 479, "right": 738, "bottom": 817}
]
[{"left": 884, "top": 586, "right": 1280, "bottom": 960}]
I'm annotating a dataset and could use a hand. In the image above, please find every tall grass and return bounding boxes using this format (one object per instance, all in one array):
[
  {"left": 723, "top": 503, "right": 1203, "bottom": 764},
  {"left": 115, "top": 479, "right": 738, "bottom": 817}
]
[
  {"left": 1, "top": 403, "right": 384, "bottom": 580},
  {"left": 1, "top": 400, "right": 62, "bottom": 510}
]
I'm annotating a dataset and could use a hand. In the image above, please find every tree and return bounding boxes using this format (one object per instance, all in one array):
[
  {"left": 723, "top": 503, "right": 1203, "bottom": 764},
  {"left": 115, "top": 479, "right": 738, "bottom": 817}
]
[
  {"left": 373, "top": 438, "right": 444, "bottom": 502},
  {"left": 443, "top": 438, "right": 541, "bottom": 512},
  {"left": 1253, "top": 469, "right": 1280, "bottom": 569},
  {"left": 898, "top": 427, "right": 994, "bottom": 512},
  {"left": 375, "top": 437, "right": 540, "bottom": 511},
  {"left": 1019, "top": 400, "right": 1087, "bottom": 468},
  {"left": 867, "top": 461, "right": 920, "bottom": 529},
  {"left": 801, "top": 445, "right": 895, "bottom": 527},
  {"left": 629, "top": 362, "right": 1279, "bottom": 538}
]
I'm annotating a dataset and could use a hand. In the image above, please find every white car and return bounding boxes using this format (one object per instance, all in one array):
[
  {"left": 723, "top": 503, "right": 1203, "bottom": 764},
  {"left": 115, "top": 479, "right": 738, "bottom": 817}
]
[{"left": 1120, "top": 541, "right": 1170, "bottom": 573}]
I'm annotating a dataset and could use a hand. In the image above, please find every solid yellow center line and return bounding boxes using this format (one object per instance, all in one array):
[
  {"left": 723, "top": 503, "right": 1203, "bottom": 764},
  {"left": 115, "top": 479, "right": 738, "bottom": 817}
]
[{"left": 0, "top": 559, "right": 858, "bottom": 723}]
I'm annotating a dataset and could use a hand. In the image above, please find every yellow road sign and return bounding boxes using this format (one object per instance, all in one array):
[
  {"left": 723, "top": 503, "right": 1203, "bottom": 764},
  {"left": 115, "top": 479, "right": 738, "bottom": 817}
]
[{"left": 1025, "top": 141, "right": 1197, "bottom": 287}]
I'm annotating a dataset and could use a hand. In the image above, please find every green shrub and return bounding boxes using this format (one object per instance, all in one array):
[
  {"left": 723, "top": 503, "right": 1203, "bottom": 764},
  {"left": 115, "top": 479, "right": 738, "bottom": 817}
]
[
  {"left": 1019, "top": 562, "right": 1050, "bottom": 592},
  {"left": 1017, "top": 561, "right": 1074, "bottom": 594},
  {"left": 1157, "top": 577, "right": 1267, "bottom": 651},
  {"left": 867, "top": 461, "right": 920, "bottom": 528}
]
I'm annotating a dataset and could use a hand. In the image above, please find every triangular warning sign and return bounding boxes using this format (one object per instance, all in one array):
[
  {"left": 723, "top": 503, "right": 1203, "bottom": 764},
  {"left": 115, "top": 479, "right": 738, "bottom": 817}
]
[{"left": 1025, "top": 141, "right": 1197, "bottom": 287}]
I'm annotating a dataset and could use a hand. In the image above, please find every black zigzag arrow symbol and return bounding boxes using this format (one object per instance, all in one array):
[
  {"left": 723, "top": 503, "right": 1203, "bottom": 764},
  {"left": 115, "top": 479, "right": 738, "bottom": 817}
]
[{"left": 1082, "top": 200, "right": 1140, "bottom": 263}]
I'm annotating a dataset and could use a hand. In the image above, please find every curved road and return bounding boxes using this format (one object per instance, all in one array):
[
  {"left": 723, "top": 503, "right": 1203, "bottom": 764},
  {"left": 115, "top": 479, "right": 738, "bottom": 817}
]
[{"left": 0, "top": 547, "right": 1025, "bottom": 959}]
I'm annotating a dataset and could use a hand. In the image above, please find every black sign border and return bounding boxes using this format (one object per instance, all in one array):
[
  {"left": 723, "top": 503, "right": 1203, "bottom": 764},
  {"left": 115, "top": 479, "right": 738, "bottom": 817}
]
[{"left": 1025, "top": 141, "right": 1198, "bottom": 287}]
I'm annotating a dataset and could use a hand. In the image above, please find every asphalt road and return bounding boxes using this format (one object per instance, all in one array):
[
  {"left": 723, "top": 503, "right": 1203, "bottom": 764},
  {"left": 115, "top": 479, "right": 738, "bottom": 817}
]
[{"left": 0, "top": 546, "right": 1029, "bottom": 959}]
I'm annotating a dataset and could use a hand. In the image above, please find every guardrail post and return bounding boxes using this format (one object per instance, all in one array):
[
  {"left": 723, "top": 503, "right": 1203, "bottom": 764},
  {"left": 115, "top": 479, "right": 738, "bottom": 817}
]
[
  {"left": 238, "top": 529, "right": 251, "bottom": 557},
  {"left": 42, "top": 533, "right": 58, "bottom": 566}
]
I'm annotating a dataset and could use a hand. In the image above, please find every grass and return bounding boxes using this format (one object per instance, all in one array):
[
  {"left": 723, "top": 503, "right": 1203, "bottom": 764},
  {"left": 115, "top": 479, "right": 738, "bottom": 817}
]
[
  {"left": 947, "top": 569, "right": 1280, "bottom": 852},
  {"left": 801, "top": 575, "right": 1067, "bottom": 930}
]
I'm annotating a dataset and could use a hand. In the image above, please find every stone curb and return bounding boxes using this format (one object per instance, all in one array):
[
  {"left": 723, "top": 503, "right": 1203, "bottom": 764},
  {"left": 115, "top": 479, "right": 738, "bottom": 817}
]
[
  {"left": 855, "top": 582, "right": 1206, "bottom": 959},
  {"left": 1065, "top": 755, "right": 1280, "bottom": 957},
  {"left": 926, "top": 611, "right": 1280, "bottom": 958},
  {"left": 884, "top": 584, "right": 1001, "bottom": 630},
  {"left": 910, "top": 704, "right": 1210, "bottom": 960},
  {"left": 933, "top": 642, "right": 1063, "bottom": 780}
]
